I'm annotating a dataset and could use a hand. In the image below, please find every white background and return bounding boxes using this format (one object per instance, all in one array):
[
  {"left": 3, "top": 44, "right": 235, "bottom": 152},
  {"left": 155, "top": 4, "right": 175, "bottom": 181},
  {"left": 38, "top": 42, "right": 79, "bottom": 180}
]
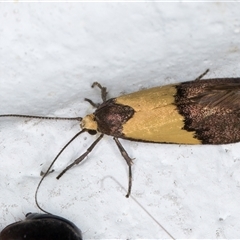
[{"left": 0, "top": 2, "right": 240, "bottom": 239}]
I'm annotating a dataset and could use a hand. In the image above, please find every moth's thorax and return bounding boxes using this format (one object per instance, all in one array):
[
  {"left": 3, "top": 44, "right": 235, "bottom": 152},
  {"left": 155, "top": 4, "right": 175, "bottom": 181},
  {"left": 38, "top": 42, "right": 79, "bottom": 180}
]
[
  {"left": 93, "top": 99, "right": 135, "bottom": 137},
  {"left": 81, "top": 114, "right": 97, "bottom": 130}
]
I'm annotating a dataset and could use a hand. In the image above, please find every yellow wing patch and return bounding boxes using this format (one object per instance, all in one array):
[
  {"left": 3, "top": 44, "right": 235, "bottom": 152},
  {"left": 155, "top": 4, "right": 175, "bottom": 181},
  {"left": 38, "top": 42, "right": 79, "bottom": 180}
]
[{"left": 116, "top": 85, "right": 201, "bottom": 144}]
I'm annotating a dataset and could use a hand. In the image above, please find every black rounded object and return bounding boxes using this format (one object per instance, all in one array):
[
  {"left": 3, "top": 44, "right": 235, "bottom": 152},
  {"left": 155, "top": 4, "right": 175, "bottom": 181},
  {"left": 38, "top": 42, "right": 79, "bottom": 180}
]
[{"left": 0, "top": 212, "right": 82, "bottom": 240}]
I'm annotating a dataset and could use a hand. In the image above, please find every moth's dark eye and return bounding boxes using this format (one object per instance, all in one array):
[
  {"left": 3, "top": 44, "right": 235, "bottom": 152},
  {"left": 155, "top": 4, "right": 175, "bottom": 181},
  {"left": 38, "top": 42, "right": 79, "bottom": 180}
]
[{"left": 88, "top": 130, "right": 97, "bottom": 135}]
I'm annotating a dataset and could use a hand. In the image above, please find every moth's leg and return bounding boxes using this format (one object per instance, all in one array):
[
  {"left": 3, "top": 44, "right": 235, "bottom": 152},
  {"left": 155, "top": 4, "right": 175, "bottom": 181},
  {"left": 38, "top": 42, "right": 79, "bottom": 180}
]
[
  {"left": 57, "top": 133, "right": 104, "bottom": 179},
  {"left": 91, "top": 82, "right": 108, "bottom": 102},
  {"left": 84, "top": 98, "right": 99, "bottom": 108},
  {"left": 85, "top": 82, "right": 108, "bottom": 107},
  {"left": 40, "top": 169, "right": 54, "bottom": 176},
  {"left": 113, "top": 137, "right": 134, "bottom": 198},
  {"left": 195, "top": 69, "right": 209, "bottom": 81}
]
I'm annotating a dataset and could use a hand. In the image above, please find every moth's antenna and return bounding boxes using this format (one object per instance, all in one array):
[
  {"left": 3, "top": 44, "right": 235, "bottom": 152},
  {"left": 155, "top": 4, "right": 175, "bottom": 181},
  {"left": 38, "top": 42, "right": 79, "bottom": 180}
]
[
  {"left": 35, "top": 129, "right": 86, "bottom": 214},
  {"left": 0, "top": 114, "right": 82, "bottom": 121}
]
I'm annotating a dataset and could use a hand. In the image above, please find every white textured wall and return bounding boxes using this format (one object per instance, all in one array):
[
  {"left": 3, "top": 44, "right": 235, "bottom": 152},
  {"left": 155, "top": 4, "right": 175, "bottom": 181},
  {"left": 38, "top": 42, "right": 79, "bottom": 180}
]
[{"left": 0, "top": 3, "right": 240, "bottom": 239}]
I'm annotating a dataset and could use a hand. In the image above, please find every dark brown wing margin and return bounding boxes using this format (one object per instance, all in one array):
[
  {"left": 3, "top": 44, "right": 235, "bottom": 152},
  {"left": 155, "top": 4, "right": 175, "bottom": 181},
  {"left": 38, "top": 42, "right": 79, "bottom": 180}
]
[{"left": 175, "top": 78, "right": 240, "bottom": 144}]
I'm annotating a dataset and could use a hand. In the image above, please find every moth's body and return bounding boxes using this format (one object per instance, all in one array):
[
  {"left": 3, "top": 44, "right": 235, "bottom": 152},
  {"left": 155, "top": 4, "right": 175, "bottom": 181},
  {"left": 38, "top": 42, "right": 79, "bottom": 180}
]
[
  {"left": 1, "top": 70, "right": 240, "bottom": 197},
  {"left": 82, "top": 78, "right": 240, "bottom": 145}
]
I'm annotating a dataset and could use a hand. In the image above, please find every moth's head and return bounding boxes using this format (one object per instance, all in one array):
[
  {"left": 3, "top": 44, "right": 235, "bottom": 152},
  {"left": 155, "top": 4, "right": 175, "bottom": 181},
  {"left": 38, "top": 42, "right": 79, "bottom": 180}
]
[{"left": 81, "top": 114, "right": 98, "bottom": 135}]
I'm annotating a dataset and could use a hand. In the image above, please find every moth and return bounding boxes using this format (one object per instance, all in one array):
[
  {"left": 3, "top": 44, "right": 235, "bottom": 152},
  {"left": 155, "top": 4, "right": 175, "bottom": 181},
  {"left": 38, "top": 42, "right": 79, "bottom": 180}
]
[{"left": 1, "top": 69, "right": 240, "bottom": 197}]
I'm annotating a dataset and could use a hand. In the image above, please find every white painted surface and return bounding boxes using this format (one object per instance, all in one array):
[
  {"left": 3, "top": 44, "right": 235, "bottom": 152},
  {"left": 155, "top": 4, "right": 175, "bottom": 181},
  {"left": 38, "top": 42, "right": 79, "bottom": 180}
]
[{"left": 0, "top": 2, "right": 240, "bottom": 239}]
